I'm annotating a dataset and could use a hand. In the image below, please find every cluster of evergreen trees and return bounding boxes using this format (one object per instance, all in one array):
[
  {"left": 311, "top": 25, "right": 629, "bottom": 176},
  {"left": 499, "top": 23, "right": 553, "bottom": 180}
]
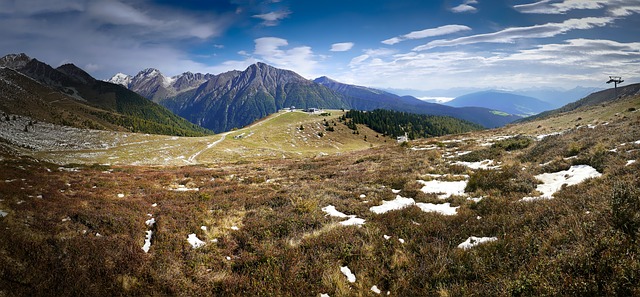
[{"left": 343, "top": 109, "right": 483, "bottom": 140}]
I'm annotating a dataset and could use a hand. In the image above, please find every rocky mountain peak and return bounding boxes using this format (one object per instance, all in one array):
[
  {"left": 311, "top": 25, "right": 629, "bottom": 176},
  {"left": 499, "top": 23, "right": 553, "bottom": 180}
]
[
  {"left": 56, "top": 63, "right": 96, "bottom": 84},
  {"left": 0, "top": 53, "right": 33, "bottom": 69}
]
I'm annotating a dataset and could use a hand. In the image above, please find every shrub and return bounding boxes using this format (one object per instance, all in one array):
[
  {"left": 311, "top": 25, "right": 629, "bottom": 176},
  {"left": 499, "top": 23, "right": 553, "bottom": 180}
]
[
  {"left": 465, "top": 165, "right": 537, "bottom": 195},
  {"left": 492, "top": 135, "right": 533, "bottom": 151},
  {"left": 610, "top": 178, "right": 640, "bottom": 240}
]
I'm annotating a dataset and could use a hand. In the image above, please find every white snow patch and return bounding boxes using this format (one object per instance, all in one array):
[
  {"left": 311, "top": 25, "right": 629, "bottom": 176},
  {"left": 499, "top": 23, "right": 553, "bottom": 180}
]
[
  {"left": 415, "top": 202, "right": 459, "bottom": 216},
  {"left": 417, "top": 179, "right": 467, "bottom": 199},
  {"left": 371, "top": 285, "right": 382, "bottom": 294},
  {"left": 142, "top": 231, "right": 153, "bottom": 253},
  {"left": 467, "top": 197, "right": 483, "bottom": 203},
  {"left": 383, "top": 235, "right": 391, "bottom": 240},
  {"left": 0, "top": 210, "right": 7, "bottom": 217},
  {"left": 536, "top": 131, "right": 563, "bottom": 140},
  {"left": 452, "top": 160, "right": 500, "bottom": 170},
  {"left": 398, "top": 238, "right": 405, "bottom": 244},
  {"left": 322, "top": 205, "right": 365, "bottom": 226},
  {"left": 230, "top": 225, "right": 239, "bottom": 230},
  {"left": 340, "top": 217, "right": 365, "bottom": 226},
  {"left": 359, "top": 194, "right": 366, "bottom": 198},
  {"left": 457, "top": 236, "right": 498, "bottom": 250},
  {"left": 391, "top": 189, "right": 401, "bottom": 194},
  {"left": 187, "top": 233, "right": 206, "bottom": 248},
  {"left": 322, "top": 205, "right": 349, "bottom": 218},
  {"left": 521, "top": 165, "right": 602, "bottom": 201},
  {"left": 152, "top": 203, "right": 158, "bottom": 207},
  {"left": 369, "top": 195, "right": 415, "bottom": 214},
  {"left": 320, "top": 294, "right": 330, "bottom": 297},
  {"left": 340, "top": 266, "right": 356, "bottom": 283},
  {"left": 145, "top": 217, "right": 156, "bottom": 226},
  {"left": 117, "top": 193, "right": 125, "bottom": 198},
  {"left": 200, "top": 226, "right": 207, "bottom": 231},
  {"left": 173, "top": 185, "right": 199, "bottom": 192},
  {"left": 627, "top": 160, "right": 636, "bottom": 166}
]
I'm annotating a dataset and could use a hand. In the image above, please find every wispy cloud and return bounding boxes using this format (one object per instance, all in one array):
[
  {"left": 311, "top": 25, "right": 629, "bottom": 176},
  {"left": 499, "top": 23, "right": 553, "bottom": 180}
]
[
  {"left": 252, "top": 10, "right": 291, "bottom": 26},
  {"left": 252, "top": 37, "right": 318, "bottom": 77},
  {"left": 413, "top": 17, "right": 614, "bottom": 51},
  {"left": 451, "top": 0, "right": 479, "bottom": 13},
  {"left": 339, "top": 37, "right": 640, "bottom": 90},
  {"left": 330, "top": 42, "right": 354, "bottom": 52},
  {"left": 382, "top": 25, "right": 471, "bottom": 45},
  {"left": 514, "top": 0, "right": 640, "bottom": 17}
]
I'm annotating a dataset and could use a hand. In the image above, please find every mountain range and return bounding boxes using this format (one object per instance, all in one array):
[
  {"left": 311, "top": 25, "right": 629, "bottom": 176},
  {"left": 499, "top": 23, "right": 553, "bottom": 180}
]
[
  {"left": 0, "top": 53, "right": 211, "bottom": 136},
  {"left": 445, "top": 91, "right": 554, "bottom": 117},
  {"left": 110, "top": 65, "right": 521, "bottom": 132}
]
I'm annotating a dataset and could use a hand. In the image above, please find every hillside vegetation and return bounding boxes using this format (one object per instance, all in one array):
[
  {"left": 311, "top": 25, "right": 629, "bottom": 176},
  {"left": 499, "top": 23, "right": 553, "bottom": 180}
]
[
  {"left": 0, "top": 95, "right": 639, "bottom": 296},
  {"left": 343, "top": 109, "right": 483, "bottom": 139}
]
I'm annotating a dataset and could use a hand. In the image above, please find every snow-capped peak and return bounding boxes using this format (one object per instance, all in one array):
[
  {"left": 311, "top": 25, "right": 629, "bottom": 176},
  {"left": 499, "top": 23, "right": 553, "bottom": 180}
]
[{"left": 107, "top": 72, "right": 132, "bottom": 87}]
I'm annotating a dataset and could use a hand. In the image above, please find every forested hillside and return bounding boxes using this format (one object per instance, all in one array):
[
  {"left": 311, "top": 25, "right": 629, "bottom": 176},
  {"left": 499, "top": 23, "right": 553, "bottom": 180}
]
[{"left": 343, "top": 109, "right": 483, "bottom": 139}]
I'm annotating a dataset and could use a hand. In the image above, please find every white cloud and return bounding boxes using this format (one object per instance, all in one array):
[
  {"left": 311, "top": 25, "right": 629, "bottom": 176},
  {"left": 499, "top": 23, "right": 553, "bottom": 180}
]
[
  {"left": 87, "top": 0, "right": 157, "bottom": 26},
  {"left": 250, "top": 37, "right": 318, "bottom": 78},
  {"left": 252, "top": 10, "right": 291, "bottom": 26},
  {"left": 330, "top": 42, "right": 354, "bottom": 52},
  {"left": 335, "top": 37, "right": 640, "bottom": 91},
  {"left": 413, "top": 17, "right": 614, "bottom": 51},
  {"left": 451, "top": 0, "right": 478, "bottom": 13},
  {"left": 514, "top": 0, "right": 640, "bottom": 17},
  {"left": 382, "top": 25, "right": 471, "bottom": 45}
]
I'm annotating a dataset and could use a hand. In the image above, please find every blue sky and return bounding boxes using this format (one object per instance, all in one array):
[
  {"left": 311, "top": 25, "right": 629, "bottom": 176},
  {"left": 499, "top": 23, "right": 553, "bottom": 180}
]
[{"left": 0, "top": 0, "right": 639, "bottom": 93}]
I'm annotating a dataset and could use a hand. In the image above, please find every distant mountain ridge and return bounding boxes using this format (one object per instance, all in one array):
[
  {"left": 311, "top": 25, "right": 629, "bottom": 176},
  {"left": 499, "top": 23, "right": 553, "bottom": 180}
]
[
  {"left": 0, "top": 53, "right": 211, "bottom": 136},
  {"left": 445, "top": 90, "right": 554, "bottom": 117},
  {"left": 314, "top": 76, "right": 522, "bottom": 128},
  {"left": 111, "top": 65, "right": 523, "bottom": 132}
]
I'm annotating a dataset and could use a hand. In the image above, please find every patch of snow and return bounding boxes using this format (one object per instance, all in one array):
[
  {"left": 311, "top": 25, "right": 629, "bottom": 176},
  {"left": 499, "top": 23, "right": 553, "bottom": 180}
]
[
  {"left": 359, "top": 194, "right": 366, "bottom": 198},
  {"left": 369, "top": 195, "right": 415, "bottom": 214},
  {"left": 322, "top": 205, "right": 349, "bottom": 218},
  {"left": 152, "top": 203, "right": 158, "bottom": 207},
  {"left": 458, "top": 236, "right": 498, "bottom": 250},
  {"left": 117, "top": 193, "right": 125, "bottom": 198},
  {"left": 452, "top": 160, "right": 500, "bottom": 170},
  {"left": 187, "top": 233, "right": 205, "bottom": 248},
  {"left": 145, "top": 217, "right": 155, "bottom": 226},
  {"left": 142, "top": 230, "right": 153, "bottom": 253},
  {"left": 391, "top": 189, "right": 401, "bottom": 194},
  {"left": 0, "top": 210, "right": 7, "bottom": 217},
  {"left": 627, "top": 160, "right": 637, "bottom": 166},
  {"left": 200, "top": 226, "right": 207, "bottom": 231},
  {"left": 321, "top": 294, "right": 330, "bottom": 297},
  {"left": 340, "top": 266, "right": 356, "bottom": 283},
  {"left": 226, "top": 256, "right": 231, "bottom": 261},
  {"left": 536, "top": 131, "right": 563, "bottom": 140},
  {"left": 230, "top": 225, "right": 239, "bottom": 230},
  {"left": 415, "top": 202, "right": 459, "bottom": 216},
  {"left": 384, "top": 235, "right": 391, "bottom": 240},
  {"left": 340, "top": 217, "right": 366, "bottom": 226},
  {"left": 521, "top": 165, "right": 602, "bottom": 201},
  {"left": 371, "top": 285, "right": 382, "bottom": 294},
  {"left": 398, "top": 238, "right": 405, "bottom": 244},
  {"left": 467, "top": 197, "right": 483, "bottom": 203},
  {"left": 417, "top": 180, "right": 467, "bottom": 199},
  {"left": 173, "top": 185, "right": 199, "bottom": 192}
]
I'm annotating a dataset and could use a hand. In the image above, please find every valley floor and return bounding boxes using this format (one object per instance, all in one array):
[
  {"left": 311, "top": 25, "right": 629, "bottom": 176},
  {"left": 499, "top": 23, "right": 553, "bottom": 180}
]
[{"left": 1, "top": 97, "right": 640, "bottom": 296}]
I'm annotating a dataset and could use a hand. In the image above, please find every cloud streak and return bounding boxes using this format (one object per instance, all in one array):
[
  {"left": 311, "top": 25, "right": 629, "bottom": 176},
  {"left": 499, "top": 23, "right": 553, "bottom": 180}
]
[
  {"left": 450, "top": 0, "right": 478, "bottom": 13},
  {"left": 252, "top": 10, "right": 291, "bottom": 26},
  {"left": 382, "top": 25, "right": 471, "bottom": 45},
  {"left": 413, "top": 17, "right": 614, "bottom": 51},
  {"left": 330, "top": 42, "right": 354, "bottom": 52}
]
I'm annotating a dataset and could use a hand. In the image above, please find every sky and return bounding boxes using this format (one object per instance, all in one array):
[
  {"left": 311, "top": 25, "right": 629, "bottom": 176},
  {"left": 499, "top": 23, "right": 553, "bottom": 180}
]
[{"left": 1, "top": 0, "right": 639, "bottom": 94}]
